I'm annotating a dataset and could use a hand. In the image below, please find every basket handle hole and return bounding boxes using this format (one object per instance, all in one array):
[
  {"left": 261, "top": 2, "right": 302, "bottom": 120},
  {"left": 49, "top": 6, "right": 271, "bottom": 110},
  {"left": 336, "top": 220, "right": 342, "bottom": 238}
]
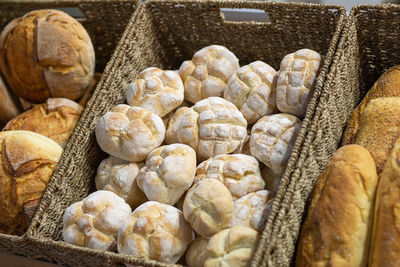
[
  {"left": 220, "top": 8, "right": 270, "bottom": 23},
  {"left": 54, "top": 7, "right": 86, "bottom": 22}
]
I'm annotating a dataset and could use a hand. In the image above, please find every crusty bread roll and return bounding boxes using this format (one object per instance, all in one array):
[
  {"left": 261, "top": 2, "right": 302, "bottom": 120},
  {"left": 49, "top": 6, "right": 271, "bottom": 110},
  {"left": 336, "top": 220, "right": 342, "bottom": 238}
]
[
  {"left": 204, "top": 225, "right": 260, "bottom": 267},
  {"left": 296, "top": 145, "right": 378, "bottom": 267},
  {"left": 0, "top": 130, "right": 63, "bottom": 234},
  {"left": 355, "top": 97, "right": 400, "bottom": 174},
  {"left": 261, "top": 166, "right": 281, "bottom": 194},
  {"left": 0, "top": 9, "right": 95, "bottom": 103},
  {"left": 369, "top": 137, "right": 400, "bottom": 266},
  {"left": 3, "top": 98, "right": 83, "bottom": 148},
  {"left": 0, "top": 74, "right": 20, "bottom": 128},
  {"left": 186, "top": 237, "right": 210, "bottom": 267},
  {"left": 63, "top": 190, "right": 131, "bottom": 251},
  {"left": 117, "top": 201, "right": 194, "bottom": 264},
  {"left": 137, "top": 144, "right": 196, "bottom": 205},
  {"left": 342, "top": 65, "right": 400, "bottom": 145},
  {"left": 276, "top": 49, "right": 321, "bottom": 118},
  {"left": 95, "top": 156, "right": 146, "bottom": 209},
  {"left": 95, "top": 104, "right": 165, "bottom": 162},
  {"left": 194, "top": 154, "right": 264, "bottom": 200},
  {"left": 179, "top": 45, "right": 239, "bottom": 103},
  {"left": 126, "top": 67, "right": 184, "bottom": 117},
  {"left": 250, "top": 113, "right": 302, "bottom": 175},
  {"left": 224, "top": 61, "right": 277, "bottom": 124},
  {"left": 183, "top": 179, "right": 234, "bottom": 237},
  {"left": 162, "top": 100, "right": 190, "bottom": 129},
  {"left": 165, "top": 106, "right": 190, "bottom": 144}
]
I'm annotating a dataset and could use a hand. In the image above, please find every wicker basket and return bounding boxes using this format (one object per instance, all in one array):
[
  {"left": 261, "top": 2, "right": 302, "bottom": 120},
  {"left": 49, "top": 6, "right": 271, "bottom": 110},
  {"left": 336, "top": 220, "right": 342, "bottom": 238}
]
[
  {"left": 0, "top": 0, "right": 140, "bottom": 259},
  {"left": 260, "top": 3, "right": 400, "bottom": 267},
  {"left": 22, "top": 0, "right": 347, "bottom": 266}
]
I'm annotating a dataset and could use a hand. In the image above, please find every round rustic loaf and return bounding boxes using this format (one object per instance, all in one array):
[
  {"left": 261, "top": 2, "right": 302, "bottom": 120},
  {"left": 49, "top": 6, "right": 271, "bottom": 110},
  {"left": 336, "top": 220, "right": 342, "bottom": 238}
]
[
  {"left": 0, "top": 9, "right": 95, "bottom": 103},
  {"left": 179, "top": 45, "right": 239, "bottom": 103},
  {"left": 95, "top": 104, "right": 165, "bottom": 162},
  {"left": 126, "top": 67, "right": 184, "bottom": 117},
  {"left": 117, "top": 201, "right": 194, "bottom": 264},
  {"left": 224, "top": 61, "right": 277, "bottom": 124},
  {"left": 186, "top": 237, "right": 210, "bottom": 267}
]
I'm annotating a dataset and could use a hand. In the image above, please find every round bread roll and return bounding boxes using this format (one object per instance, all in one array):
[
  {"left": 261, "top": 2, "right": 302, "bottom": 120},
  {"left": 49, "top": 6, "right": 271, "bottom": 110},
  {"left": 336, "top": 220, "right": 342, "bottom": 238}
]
[
  {"left": 261, "top": 166, "right": 281, "bottom": 194},
  {"left": 165, "top": 106, "right": 191, "bottom": 144},
  {"left": 0, "top": 9, "right": 95, "bottom": 103},
  {"left": 250, "top": 113, "right": 302, "bottom": 175},
  {"left": 117, "top": 201, "right": 194, "bottom": 264},
  {"left": 95, "top": 156, "right": 147, "bottom": 209},
  {"left": 95, "top": 104, "right": 165, "bottom": 162},
  {"left": 162, "top": 101, "right": 191, "bottom": 129},
  {"left": 179, "top": 45, "right": 239, "bottom": 103},
  {"left": 3, "top": 98, "right": 83, "bottom": 148},
  {"left": 63, "top": 190, "right": 131, "bottom": 251},
  {"left": 194, "top": 154, "right": 264, "bottom": 200},
  {"left": 137, "top": 144, "right": 196, "bottom": 205},
  {"left": 276, "top": 49, "right": 321, "bottom": 118},
  {"left": 126, "top": 67, "right": 184, "bottom": 117},
  {"left": 224, "top": 61, "right": 277, "bottom": 124},
  {"left": 0, "top": 130, "right": 63, "bottom": 234},
  {"left": 230, "top": 190, "right": 273, "bottom": 232},
  {"left": 204, "top": 225, "right": 260, "bottom": 267},
  {"left": 183, "top": 179, "right": 234, "bottom": 237},
  {"left": 186, "top": 237, "right": 210, "bottom": 267},
  {"left": 167, "top": 97, "right": 247, "bottom": 161}
]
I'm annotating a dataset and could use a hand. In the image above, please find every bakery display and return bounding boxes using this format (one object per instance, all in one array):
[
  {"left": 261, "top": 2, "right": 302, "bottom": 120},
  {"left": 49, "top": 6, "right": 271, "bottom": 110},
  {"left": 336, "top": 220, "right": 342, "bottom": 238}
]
[
  {"left": 0, "top": 74, "right": 20, "bottom": 128},
  {"left": 224, "top": 61, "right": 277, "bottom": 124},
  {"left": 179, "top": 45, "right": 239, "bottom": 103},
  {"left": 3, "top": 98, "right": 83, "bottom": 148},
  {"left": 0, "top": 9, "right": 95, "bottom": 103},
  {"left": 186, "top": 237, "right": 209, "bottom": 267},
  {"left": 117, "top": 201, "right": 194, "bottom": 264}
]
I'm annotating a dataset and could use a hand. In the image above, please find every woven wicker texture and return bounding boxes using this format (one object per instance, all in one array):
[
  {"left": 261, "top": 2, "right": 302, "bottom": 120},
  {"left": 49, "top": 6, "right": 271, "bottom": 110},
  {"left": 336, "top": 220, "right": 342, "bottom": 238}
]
[
  {"left": 24, "top": 0, "right": 345, "bottom": 266},
  {"left": 0, "top": 0, "right": 140, "bottom": 258},
  {"left": 260, "top": 4, "right": 400, "bottom": 267}
]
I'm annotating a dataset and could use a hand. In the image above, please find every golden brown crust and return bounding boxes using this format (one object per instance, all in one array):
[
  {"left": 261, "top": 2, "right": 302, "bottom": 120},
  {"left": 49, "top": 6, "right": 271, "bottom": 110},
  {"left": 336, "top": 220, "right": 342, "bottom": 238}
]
[
  {"left": 342, "top": 65, "right": 400, "bottom": 145},
  {"left": 0, "top": 74, "right": 20, "bottom": 128},
  {"left": 296, "top": 145, "right": 378, "bottom": 267}
]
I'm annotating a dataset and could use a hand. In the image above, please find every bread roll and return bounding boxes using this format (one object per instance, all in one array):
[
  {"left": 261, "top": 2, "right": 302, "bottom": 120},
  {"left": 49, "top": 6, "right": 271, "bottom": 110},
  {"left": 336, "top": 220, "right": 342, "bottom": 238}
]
[
  {"left": 342, "top": 65, "right": 400, "bottom": 145},
  {"left": 0, "top": 130, "right": 63, "bottom": 234},
  {"left": 3, "top": 98, "right": 83, "bottom": 148},
  {"left": 296, "top": 145, "right": 378, "bottom": 267},
  {"left": 186, "top": 237, "right": 209, "bottom": 267},
  {"left": 179, "top": 45, "right": 239, "bottom": 103},
  {"left": 165, "top": 106, "right": 190, "bottom": 144},
  {"left": 95, "top": 104, "right": 165, "bottom": 162},
  {"left": 224, "top": 61, "right": 277, "bottom": 124},
  {"left": 0, "top": 74, "right": 20, "bottom": 128},
  {"left": 355, "top": 97, "right": 400, "bottom": 174},
  {"left": 162, "top": 101, "right": 190, "bottom": 129},
  {"left": 369, "top": 137, "right": 400, "bottom": 266},
  {"left": 276, "top": 49, "right": 321, "bottom": 118},
  {"left": 183, "top": 179, "right": 234, "bottom": 237},
  {"left": 0, "top": 9, "right": 95, "bottom": 103},
  {"left": 117, "top": 201, "right": 194, "bottom": 264}
]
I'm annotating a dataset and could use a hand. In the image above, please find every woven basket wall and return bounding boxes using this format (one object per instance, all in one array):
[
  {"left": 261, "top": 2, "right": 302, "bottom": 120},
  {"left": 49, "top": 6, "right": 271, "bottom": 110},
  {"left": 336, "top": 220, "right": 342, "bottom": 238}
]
[
  {"left": 260, "top": 3, "right": 400, "bottom": 267},
  {"left": 20, "top": 0, "right": 346, "bottom": 266},
  {"left": 0, "top": 0, "right": 140, "bottom": 258}
]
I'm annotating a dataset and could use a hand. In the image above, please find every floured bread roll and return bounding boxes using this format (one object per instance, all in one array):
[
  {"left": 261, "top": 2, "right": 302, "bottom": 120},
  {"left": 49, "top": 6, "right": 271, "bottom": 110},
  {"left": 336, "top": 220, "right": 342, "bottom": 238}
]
[
  {"left": 95, "top": 156, "right": 147, "bottom": 209},
  {"left": 0, "top": 9, "right": 95, "bottom": 103},
  {"left": 166, "top": 97, "right": 247, "bottom": 161},
  {"left": 162, "top": 101, "right": 190, "bottom": 128},
  {"left": 230, "top": 190, "right": 273, "bottom": 232},
  {"left": 117, "top": 201, "right": 194, "bottom": 264},
  {"left": 137, "top": 144, "right": 196, "bottom": 205},
  {"left": 224, "top": 61, "right": 277, "bottom": 124},
  {"left": 63, "top": 190, "right": 131, "bottom": 251},
  {"left": 194, "top": 154, "right": 264, "bottom": 200},
  {"left": 183, "top": 179, "right": 234, "bottom": 237},
  {"left": 276, "top": 49, "right": 321, "bottom": 118},
  {"left": 186, "top": 237, "right": 209, "bottom": 267},
  {"left": 261, "top": 166, "right": 281, "bottom": 194},
  {"left": 204, "top": 225, "right": 260, "bottom": 267},
  {"left": 165, "top": 106, "right": 190, "bottom": 144},
  {"left": 179, "top": 45, "right": 239, "bottom": 103},
  {"left": 126, "top": 67, "right": 184, "bottom": 117},
  {"left": 250, "top": 113, "right": 302, "bottom": 175},
  {"left": 95, "top": 104, "right": 165, "bottom": 162}
]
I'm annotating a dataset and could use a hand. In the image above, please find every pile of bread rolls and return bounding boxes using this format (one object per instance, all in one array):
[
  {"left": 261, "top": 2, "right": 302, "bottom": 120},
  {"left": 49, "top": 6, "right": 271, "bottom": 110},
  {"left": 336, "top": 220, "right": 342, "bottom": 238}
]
[
  {"left": 296, "top": 65, "right": 400, "bottom": 266},
  {"left": 0, "top": 9, "right": 98, "bottom": 235},
  {"left": 62, "top": 44, "right": 321, "bottom": 266}
]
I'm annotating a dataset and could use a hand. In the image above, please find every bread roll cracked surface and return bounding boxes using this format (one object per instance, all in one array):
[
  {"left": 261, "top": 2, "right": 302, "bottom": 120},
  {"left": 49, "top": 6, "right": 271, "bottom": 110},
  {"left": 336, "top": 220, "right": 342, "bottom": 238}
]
[
  {"left": 186, "top": 237, "right": 210, "bottom": 267},
  {"left": 95, "top": 104, "right": 165, "bottom": 162},
  {"left": 296, "top": 145, "right": 378, "bottom": 267},
  {"left": 117, "top": 201, "right": 194, "bottom": 264},
  {"left": 179, "top": 45, "right": 239, "bottom": 103},
  {"left": 0, "top": 9, "right": 95, "bottom": 103}
]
